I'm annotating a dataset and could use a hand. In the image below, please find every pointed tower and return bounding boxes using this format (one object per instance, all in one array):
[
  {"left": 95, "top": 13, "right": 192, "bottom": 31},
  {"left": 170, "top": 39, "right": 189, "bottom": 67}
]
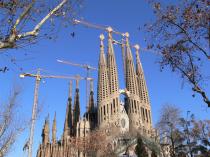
[
  {"left": 106, "top": 27, "right": 120, "bottom": 117},
  {"left": 135, "top": 45, "right": 152, "bottom": 133},
  {"left": 87, "top": 80, "right": 97, "bottom": 129},
  {"left": 88, "top": 80, "right": 95, "bottom": 114},
  {"left": 52, "top": 112, "right": 57, "bottom": 144},
  {"left": 72, "top": 79, "right": 80, "bottom": 136},
  {"left": 135, "top": 45, "right": 150, "bottom": 104},
  {"left": 41, "top": 115, "right": 50, "bottom": 145},
  {"left": 63, "top": 81, "right": 73, "bottom": 139},
  {"left": 97, "top": 34, "right": 110, "bottom": 128},
  {"left": 124, "top": 32, "right": 141, "bottom": 133}
]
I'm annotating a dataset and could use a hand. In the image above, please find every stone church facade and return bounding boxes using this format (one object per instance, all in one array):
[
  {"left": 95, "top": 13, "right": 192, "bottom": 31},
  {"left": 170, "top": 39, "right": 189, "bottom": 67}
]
[{"left": 36, "top": 29, "right": 157, "bottom": 157}]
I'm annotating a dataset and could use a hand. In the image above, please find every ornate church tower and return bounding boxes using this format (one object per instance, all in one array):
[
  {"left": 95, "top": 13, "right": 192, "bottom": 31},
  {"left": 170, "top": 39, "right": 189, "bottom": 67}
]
[
  {"left": 97, "top": 34, "right": 110, "bottom": 128},
  {"left": 135, "top": 45, "right": 152, "bottom": 134},
  {"left": 52, "top": 112, "right": 57, "bottom": 144},
  {"left": 73, "top": 80, "right": 80, "bottom": 136},
  {"left": 124, "top": 32, "right": 141, "bottom": 133},
  {"left": 87, "top": 80, "right": 97, "bottom": 129},
  {"left": 41, "top": 116, "right": 50, "bottom": 145},
  {"left": 106, "top": 28, "right": 120, "bottom": 123},
  {"left": 63, "top": 81, "right": 73, "bottom": 139}
]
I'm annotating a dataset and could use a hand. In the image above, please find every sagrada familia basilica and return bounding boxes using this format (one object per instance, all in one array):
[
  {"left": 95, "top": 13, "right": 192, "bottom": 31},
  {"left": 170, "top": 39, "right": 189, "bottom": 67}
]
[{"left": 36, "top": 28, "right": 164, "bottom": 157}]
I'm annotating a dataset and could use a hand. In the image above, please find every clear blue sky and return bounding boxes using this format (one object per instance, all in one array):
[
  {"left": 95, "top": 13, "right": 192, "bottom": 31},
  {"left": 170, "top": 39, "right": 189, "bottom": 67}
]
[{"left": 0, "top": 0, "right": 209, "bottom": 157}]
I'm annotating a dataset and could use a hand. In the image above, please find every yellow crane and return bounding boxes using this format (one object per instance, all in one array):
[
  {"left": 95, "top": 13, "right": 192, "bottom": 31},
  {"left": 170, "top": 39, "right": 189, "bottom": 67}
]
[
  {"left": 20, "top": 68, "right": 93, "bottom": 157},
  {"left": 57, "top": 59, "right": 97, "bottom": 111}
]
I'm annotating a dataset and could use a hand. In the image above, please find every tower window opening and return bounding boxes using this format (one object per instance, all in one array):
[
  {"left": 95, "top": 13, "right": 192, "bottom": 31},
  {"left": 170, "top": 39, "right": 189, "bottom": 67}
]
[
  {"left": 134, "top": 100, "right": 137, "bottom": 113},
  {"left": 145, "top": 109, "right": 148, "bottom": 123},
  {"left": 116, "top": 98, "right": 118, "bottom": 112},
  {"left": 142, "top": 108, "right": 145, "bottom": 122},
  {"left": 107, "top": 104, "right": 109, "bottom": 115},
  {"left": 101, "top": 107, "right": 103, "bottom": 122},
  {"left": 104, "top": 106, "right": 106, "bottom": 116},
  {"left": 99, "top": 109, "right": 101, "bottom": 123},
  {"left": 111, "top": 103, "right": 113, "bottom": 115},
  {"left": 113, "top": 99, "right": 115, "bottom": 113}
]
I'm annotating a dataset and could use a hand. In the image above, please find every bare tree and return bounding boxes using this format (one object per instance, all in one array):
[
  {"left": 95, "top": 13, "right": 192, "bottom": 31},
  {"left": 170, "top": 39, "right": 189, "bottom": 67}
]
[
  {"left": 157, "top": 104, "right": 182, "bottom": 157},
  {"left": 0, "top": 0, "right": 82, "bottom": 51},
  {"left": 0, "top": 88, "right": 25, "bottom": 157},
  {"left": 145, "top": 0, "right": 210, "bottom": 107},
  {"left": 157, "top": 104, "right": 210, "bottom": 157}
]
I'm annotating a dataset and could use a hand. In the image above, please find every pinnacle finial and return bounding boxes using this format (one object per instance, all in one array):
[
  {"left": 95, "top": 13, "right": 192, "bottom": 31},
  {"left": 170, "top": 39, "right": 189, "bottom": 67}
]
[
  {"left": 125, "top": 32, "right": 130, "bottom": 44},
  {"left": 107, "top": 27, "right": 113, "bottom": 39},
  {"left": 106, "top": 26, "right": 113, "bottom": 33},
  {"left": 99, "top": 34, "right": 105, "bottom": 41},
  {"left": 125, "top": 32, "right": 129, "bottom": 38},
  {"left": 134, "top": 44, "right": 140, "bottom": 50}
]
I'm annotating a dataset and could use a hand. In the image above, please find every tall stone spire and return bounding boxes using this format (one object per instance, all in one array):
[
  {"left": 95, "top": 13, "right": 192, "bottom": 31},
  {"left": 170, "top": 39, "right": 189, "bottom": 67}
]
[
  {"left": 88, "top": 80, "right": 94, "bottom": 113},
  {"left": 97, "top": 34, "right": 110, "bottom": 104},
  {"left": 87, "top": 80, "right": 97, "bottom": 129},
  {"left": 107, "top": 27, "right": 119, "bottom": 95},
  {"left": 42, "top": 115, "right": 50, "bottom": 145},
  {"left": 73, "top": 81, "right": 80, "bottom": 136},
  {"left": 52, "top": 112, "right": 57, "bottom": 144},
  {"left": 135, "top": 45, "right": 152, "bottom": 132},
  {"left": 125, "top": 32, "right": 139, "bottom": 96},
  {"left": 63, "top": 81, "right": 73, "bottom": 138},
  {"left": 135, "top": 44, "right": 150, "bottom": 104},
  {"left": 97, "top": 34, "right": 110, "bottom": 127},
  {"left": 124, "top": 33, "right": 141, "bottom": 133}
]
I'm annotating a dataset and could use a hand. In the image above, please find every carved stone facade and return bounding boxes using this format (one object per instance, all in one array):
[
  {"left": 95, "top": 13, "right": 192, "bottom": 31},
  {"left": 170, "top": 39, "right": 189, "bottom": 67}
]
[{"left": 36, "top": 31, "right": 155, "bottom": 157}]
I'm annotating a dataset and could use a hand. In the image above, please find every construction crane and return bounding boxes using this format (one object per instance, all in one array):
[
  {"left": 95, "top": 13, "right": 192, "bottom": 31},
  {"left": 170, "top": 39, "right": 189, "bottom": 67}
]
[
  {"left": 57, "top": 59, "right": 97, "bottom": 111},
  {"left": 19, "top": 69, "right": 93, "bottom": 157},
  {"left": 73, "top": 19, "right": 125, "bottom": 37},
  {"left": 73, "top": 19, "right": 160, "bottom": 55}
]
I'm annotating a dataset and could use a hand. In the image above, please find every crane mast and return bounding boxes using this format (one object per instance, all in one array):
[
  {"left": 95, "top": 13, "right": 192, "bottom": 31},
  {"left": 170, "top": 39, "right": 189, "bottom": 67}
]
[{"left": 28, "top": 69, "right": 40, "bottom": 157}]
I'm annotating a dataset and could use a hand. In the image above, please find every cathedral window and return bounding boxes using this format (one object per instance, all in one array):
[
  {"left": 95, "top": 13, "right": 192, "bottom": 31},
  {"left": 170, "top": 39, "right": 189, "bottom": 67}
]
[
  {"left": 101, "top": 107, "right": 103, "bottom": 122},
  {"left": 145, "top": 109, "right": 148, "bottom": 123},
  {"left": 116, "top": 98, "right": 118, "bottom": 112},
  {"left": 107, "top": 104, "right": 109, "bottom": 115},
  {"left": 104, "top": 105, "right": 106, "bottom": 116},
  {"left": 134, "top": 100, "right": 137, "bottom": 113},
  {"left": 113, "top": 99, "right": 115, "bottom": 113},
  {"left": 142, "top": 108, "right": 145, "bottom": 122},
  {"left": 111, "top": 103, "right": 113, "bottom": 115}
]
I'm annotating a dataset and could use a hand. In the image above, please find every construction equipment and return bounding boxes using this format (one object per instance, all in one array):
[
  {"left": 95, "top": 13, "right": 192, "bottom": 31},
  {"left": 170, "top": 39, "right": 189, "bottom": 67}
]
[
  {"left": 73, "top": 19, "right": 125, "bottom": 37},
  {"left": 20, "top": 69, "right": 93, "bottom": 157},
  {"left": 57, "top": 59, "right": 97, "bottom": 111},
  {"left": 74, "top": 19, "right": 161, "bottom": 56}
]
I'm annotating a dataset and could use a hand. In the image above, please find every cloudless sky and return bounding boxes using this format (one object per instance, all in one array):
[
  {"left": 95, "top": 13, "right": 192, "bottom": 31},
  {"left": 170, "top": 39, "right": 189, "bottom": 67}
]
[{"left": 0, "top": 0, "right": 209, "bottom": 157}]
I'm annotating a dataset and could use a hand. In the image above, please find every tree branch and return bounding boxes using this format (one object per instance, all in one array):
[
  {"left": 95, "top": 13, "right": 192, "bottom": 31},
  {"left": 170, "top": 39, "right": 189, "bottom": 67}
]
[
  {"left": 17, "top": 0, "right": 67, "bottom": 39},
  {"left": 166, "top": 55, "right": 210, "bottom": 107},
  {"left": 0, "top": 0, "right": 67, "bottom": 50},
  {"left": 12, "top": 0, "right": 36, "bottom": 30},
  {"left": 166, "top": 18, "right": 209, "bottom": 60}
]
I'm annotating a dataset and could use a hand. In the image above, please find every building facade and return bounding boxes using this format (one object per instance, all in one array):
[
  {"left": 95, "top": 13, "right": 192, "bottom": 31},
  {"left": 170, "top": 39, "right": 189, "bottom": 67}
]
[{"left": 36, "top": 30, "right": 156, "bottom": 157}]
